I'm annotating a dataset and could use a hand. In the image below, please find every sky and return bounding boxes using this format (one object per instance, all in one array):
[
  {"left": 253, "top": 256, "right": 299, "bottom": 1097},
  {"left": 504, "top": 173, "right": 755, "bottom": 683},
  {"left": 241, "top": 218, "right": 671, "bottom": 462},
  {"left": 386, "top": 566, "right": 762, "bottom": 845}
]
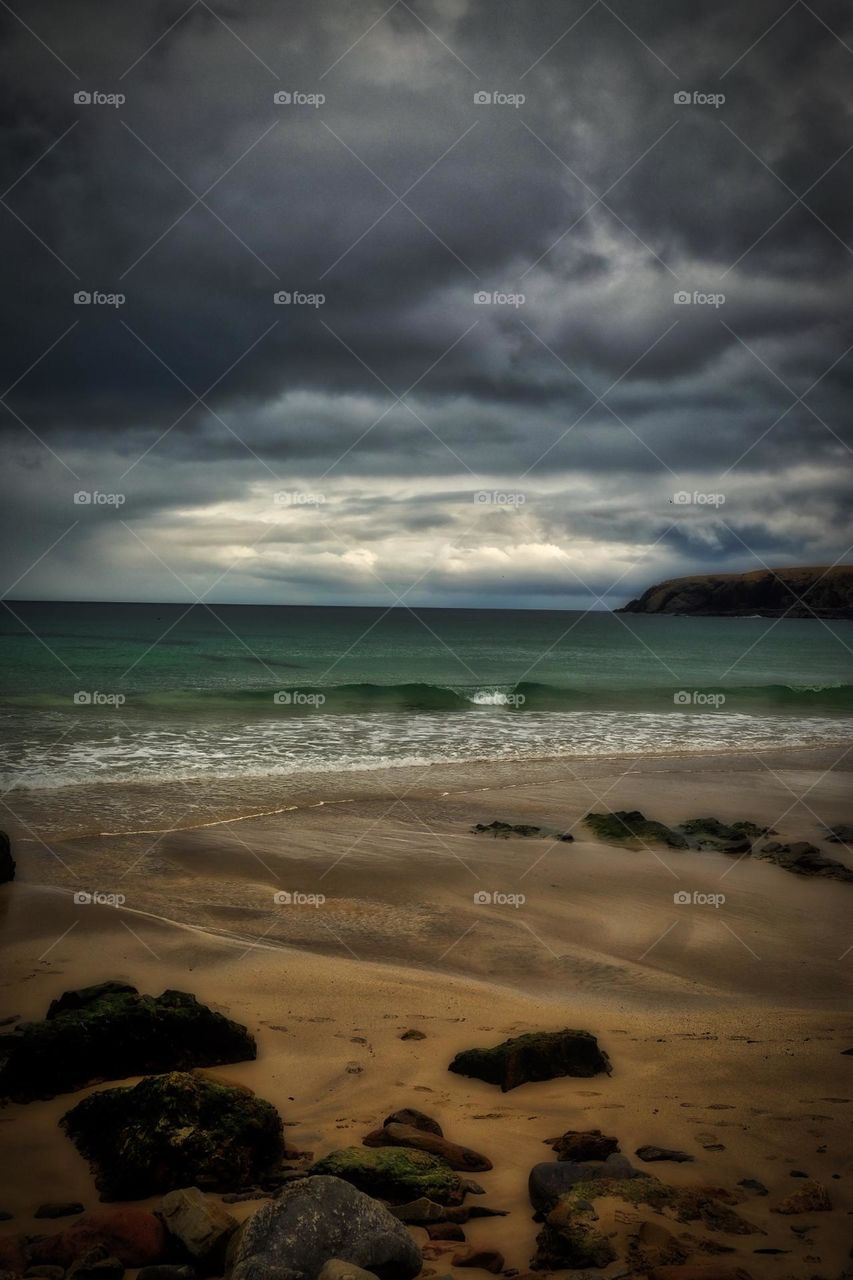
[{"left": 1, "top": 0, "right": 852, "bottom": 609}]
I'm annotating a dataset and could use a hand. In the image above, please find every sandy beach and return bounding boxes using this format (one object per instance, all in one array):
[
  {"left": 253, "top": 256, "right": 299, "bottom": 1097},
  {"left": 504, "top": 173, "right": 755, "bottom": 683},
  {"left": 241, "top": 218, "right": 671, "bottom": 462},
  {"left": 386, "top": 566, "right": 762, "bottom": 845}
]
[{"left": 1, "top": 744, "right": 852, "bottom": 1276}]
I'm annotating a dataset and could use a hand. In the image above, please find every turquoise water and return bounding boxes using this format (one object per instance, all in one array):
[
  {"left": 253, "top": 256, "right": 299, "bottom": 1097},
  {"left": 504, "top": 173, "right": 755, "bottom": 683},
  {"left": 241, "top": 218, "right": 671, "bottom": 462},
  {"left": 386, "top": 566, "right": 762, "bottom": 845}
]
[{"left": 1, "top": 602, "right": 851, "bottom": 789}]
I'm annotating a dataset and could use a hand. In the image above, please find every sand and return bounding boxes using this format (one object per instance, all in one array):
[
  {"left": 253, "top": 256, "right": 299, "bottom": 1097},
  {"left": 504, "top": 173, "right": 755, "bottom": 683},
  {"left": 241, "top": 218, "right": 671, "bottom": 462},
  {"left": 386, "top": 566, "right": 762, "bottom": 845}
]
[{"left": 1, "top": 743, "right": 852, "bottom": 1277}]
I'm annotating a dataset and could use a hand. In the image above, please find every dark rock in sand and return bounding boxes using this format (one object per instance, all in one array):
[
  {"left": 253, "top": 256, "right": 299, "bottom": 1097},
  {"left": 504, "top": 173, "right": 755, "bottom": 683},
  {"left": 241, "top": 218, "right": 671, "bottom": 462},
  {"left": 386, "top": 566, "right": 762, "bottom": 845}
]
[
  {"left": 737, "top": 1180, "right": 768, "bottom": 1196},
  {"left": 636, "top": 1146, "right": 694, "bottom": 1164},
  {"left": 451, "top": 1245, "right": 505, "bottom": 1272},
  {"left": 0, "top": 989, "right": 256, "bottom": 1103},
  {"left": 308, "top": 1147, "right": 464, "bottom": 1206},
  {"left": 29, "top": 1208, "right": 168, "bottom": 1269},
  {"left": 383, "top": 1108, "right": 442, "bottom": 1135},
  {"left": 0, "top": 832, "right": 15, "bottom": 884},
  {"left": 426, "top": 1223, "right": 465, "bottom": 1241},
  {"left": 531, "top": 1199, "right": 617, "bottom": 1271},
  {"left": 534, "top": 1176, "right": 760, "bottom": 1238},
  {"left": 449, "top": 1028, "right": 611, "bottom": 1092},
  {"left": 61, "top": 1071, "right": 284, "bottom": 1201},
  {"left": 35, "top": 1204, "right": 85, "bottom": 1221},
  {"left": 772, "top": 1181, "right": 832, "bottom": 1214},
  {"left": 46, "top": 983, "right": 138, "bottom": 1020},
  {"left": 676, "top": 819, "right": 753, "bottom": 854},
  {"left": 471, "top": 821, "right": 573, "bottom": 841},
  {"left": 529, "top": 1153, "right": 648, "bottom": 1213},
  {"left": 159, "top": 1188, "right": 238, "bottom": 1272},
  {"left": 388, "top": 1198, "right": 507, "bottom": 1224},
  {"left": 756, "top": 842, "right": 853, "bottom": 882},
  {"left": 584, "top": 810, "right": 689, "bottom": 849},
  {"left": 825, "top": 824, "right": 853, "bottom": 844},
  {"left": 548, "top": 1129, "right": 620, "bottom": 1162},
  {"left": 225, "top": 1175, "right": 421, "bottom": 1280},
  {"left": 362, "top": 1121, "right": 492, "bottom": 1172},
  {"left": 399, "top": 1029, "right": 425, "bottom": 1040}
]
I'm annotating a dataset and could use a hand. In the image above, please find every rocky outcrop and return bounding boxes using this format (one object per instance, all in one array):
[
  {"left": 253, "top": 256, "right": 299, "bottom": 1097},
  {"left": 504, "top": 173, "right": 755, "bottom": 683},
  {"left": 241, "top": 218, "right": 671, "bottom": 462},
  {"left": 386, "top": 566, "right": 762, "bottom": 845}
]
[
  {"left": 471, "top": 821, "right": 573, "bottom": 841},
  {"left": 449, "top": 1028, "right": 611, "bottom": 1091},
  {"left": 225, "top": 1175, "right": 422, "bottom": 1280},
  {"left": 0, "top": 988, "right": 256, "bottom": 1102},
  {"left": 308, "top": 1147, "right": 464, "bottom": 1206},
  {"left": 61, "top": 1072, "right": 284, "bottom": 1200},
  {"left": 618, "top": 564, "right": 853, "bottom": 619},
  {"left": 756, "top": 842, "right": 853, "bottom": 881},
  {"left": 585, "top": 811, "right": 689, "bottom": 849}
]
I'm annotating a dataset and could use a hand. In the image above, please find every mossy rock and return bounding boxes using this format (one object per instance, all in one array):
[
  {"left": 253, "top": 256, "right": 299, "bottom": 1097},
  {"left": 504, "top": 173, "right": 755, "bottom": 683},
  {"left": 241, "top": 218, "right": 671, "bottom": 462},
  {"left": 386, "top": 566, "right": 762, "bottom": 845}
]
[
  {"left": 0, "top": 988, "right": 256, "bottom": 1102},
  {"left": 677, "top": 818, "right": 753, "bottom": 853},
  {"left": 555, "top": 1177, "right": 760, "bottom": 1235},
  {"left": 308, "top": 1147, "right": 465, "bottom": 1206},
  {"left": 449, "top": 1029, "right": 611, "bottom": 1092},
  {"left": 532, "top": 1199, "right": 617, "bottom": 1270},
  {"left": 61, "top": 1070, "right": 284, "bottom": 1200},
  {"left": 584, "top": 811, "right": 688, "bottom": 849}
]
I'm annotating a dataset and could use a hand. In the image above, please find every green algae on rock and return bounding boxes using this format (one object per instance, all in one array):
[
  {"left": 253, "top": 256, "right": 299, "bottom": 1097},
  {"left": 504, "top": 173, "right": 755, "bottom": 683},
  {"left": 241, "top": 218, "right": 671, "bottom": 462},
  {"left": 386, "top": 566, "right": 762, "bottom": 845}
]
[
  {"left": 0, "top": 988, "right": 256, "bottom": 1102},
  {"left": 308, "top": 1147, "right": 465, "bottom": 1206},
  {"left": 584, "top": 811, "right": 689, "bottom": 849},
  {"left": 61, "top": 1071, "right": 284, "bottom": 1200},
  {"left": 449, "top": 1029, "right": 611, "bottom": 1092}
]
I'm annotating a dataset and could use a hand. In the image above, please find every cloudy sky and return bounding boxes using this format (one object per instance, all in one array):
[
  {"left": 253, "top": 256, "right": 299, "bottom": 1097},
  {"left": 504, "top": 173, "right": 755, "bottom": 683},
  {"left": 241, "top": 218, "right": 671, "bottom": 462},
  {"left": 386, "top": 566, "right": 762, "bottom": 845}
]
[{"left": 2, "top": 0, "right": 852, "bottom": 608}]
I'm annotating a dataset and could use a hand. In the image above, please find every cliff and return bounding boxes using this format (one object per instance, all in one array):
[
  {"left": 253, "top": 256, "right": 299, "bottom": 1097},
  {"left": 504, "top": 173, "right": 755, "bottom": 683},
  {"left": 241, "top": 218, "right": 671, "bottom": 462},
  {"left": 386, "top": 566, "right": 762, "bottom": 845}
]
[{"left": 618, "top": 565, "right": 853, "bottom": 619}]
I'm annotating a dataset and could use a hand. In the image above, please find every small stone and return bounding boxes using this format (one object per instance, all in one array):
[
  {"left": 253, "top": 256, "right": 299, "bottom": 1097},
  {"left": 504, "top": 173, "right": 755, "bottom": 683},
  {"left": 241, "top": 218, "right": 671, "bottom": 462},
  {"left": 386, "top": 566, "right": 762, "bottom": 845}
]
[
  {"left": 35, "top": 1203, "right": 85, "bottom": 1220},
  {"left": 426, "top": 1224, "right": 465, "bottom": 1241},
  {"left": 789, "top": 1170, "right": 808, "bottom": 1178},
  {"left": 400, "top": 1030, "right": 426, "bottom": 1041},
  {"left": 772, "top": 1180, "right": 832, "bottom": 1214},
  {"left": 737, "top": 1180, "right": 768, "bottom": 1196},
  {"left": 636, "top": 1146, "right": 693, "bottom": 1163},
  {"left": 451, "top": 1246, "right": 505, "bottom": 1273}
]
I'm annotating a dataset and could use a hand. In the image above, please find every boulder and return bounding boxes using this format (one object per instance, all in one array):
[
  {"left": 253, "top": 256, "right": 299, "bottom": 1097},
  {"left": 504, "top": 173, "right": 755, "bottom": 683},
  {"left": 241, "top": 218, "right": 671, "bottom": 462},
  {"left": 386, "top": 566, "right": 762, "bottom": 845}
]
[
  {"left": 159, "top": 1189, "right": 238, "bottom": 1272},
  {"left": 449, "top": 1028, "right": 610, "bottom": 1091},
  {"left": 362, "top": 1122, "right": 492, "bottom": 1172},
  {"left": 47, "top": 983, "right": 138, "bottom": 1019},
  {"left": 383, "top": 1108, "right": 442, "bottom": 1136},
  {"left": 772, "top": 1181, "right": 832, "bottom": 1214},
  {"left": 529, "top": 1154, "right": 647, "bottom": 1214},
  {"left": 0, "top": 832, "right": 14, "bottom": 884},
  {"left": 584, "top": 811, "right": 688, "bottom": 849},
  {"left": 308, "top": 1147, "right": 464, "bottom": 1206},
  {"left": 61, "top": 1072, "right": 284, "bottom": 1200},
  {"left": 548, "top": 1129, "right": 619, "bottom": 1162},
  {"left": 0, "top": 989, "right": 256, "bottom": 1103},
  {"left": 531, "top": 1199, "right": 616, "bottom": 1270},
  {"left": 225, "top": 1175, "right": 421, "bottom": 1280},
  {"left": 30, "top": 1209, "right": 168, "bottom": 1269},
  {"left": 636, "top": 1146, "right": 694, "bottom": 1164}
]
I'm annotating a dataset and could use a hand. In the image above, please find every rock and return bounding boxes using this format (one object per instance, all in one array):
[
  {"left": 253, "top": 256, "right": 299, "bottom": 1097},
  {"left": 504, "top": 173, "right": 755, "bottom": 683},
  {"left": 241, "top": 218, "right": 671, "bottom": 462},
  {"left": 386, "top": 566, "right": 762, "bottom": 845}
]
[
  {"left": 584, "top": 810, "right": 689, "bottom": 849},
  {"left": 399, "top": 1030, "right": 425, "bottom": 1041},
  {"left": 68, "top": 1253, "right": 123, "bottom": 1280},
  {"left": 451, "top": 1245, "right": 504, "bottom": 1272},
  {"left": 548, "top": 1129, "right": 620, "bottom": 1162},
  {"left": 61, "top": 1072, "right": 284, "bottom": 1200},
  {"left": 676, "top": 819, "right": 753, "bottom": 854},
  {"left": 0, "top": 989, "right": 257, "bottom": 1103},
  {"left": 137, "top": 1270, "right": 196, "bottom": 1280},
  {"left": 46, "top": 983, "right": 138, "bottom": 1019},
  {"left": 225, "top": 1174, "right": 421, "bottom": 1280},
  {"left": 772, "top": 1181, "right": 832, "bottom": 1214},
  {"left": 317, "top": 1263, "right": 378, "bottom": 1280},
  {"left": 159, "top": 1189, "right": 237, "bottom": 1271},
  {"left": 29, "top": 1209, "right": 168, "bottom": 1270},
  {"left": 35, "top": 1204, "right": 85, "bottom": 1221},
  {"left": 383, "top": 1108, "right": 442, "bottom": 1136},
  {"left": 449, "top": 1028, "right": 610, "bottom": 1092},
  {"left": 0, "top": 832, "right": 15, "bottom": 883},
  {"left": 531, "top": 1199, "right": 616, "bottom": 1270},
  {"left": 362, "top": 1122, "right": 492, "bottom": 1172},
  {"left": 387, "top": 1198, "right": 506, "bottom": 1225},
  {"left": 426, "top": 1224, "right": 465, "bottom": 1241},
  {"left": 631, "top": 1220, "right": 690, "bottom": 1270},
  {"left": 618, "top": 564, "right": 853, "bottom": 619},
  {"left": 529, "top": 1153, "right": 648, "bottom": 1213},
  {"left": 308, "top": 1147, "right": 464, "bottom": 1206},
  {"left": 636, "top": 1146, "right": 694, "bottom": 1164},
  {"left": 756, "top": 842, "right": 853, "bottom": 882},
  {"left": 532, "top": 1176, "right": 759, "bottom": 1236},
  {"left": 648, "top": 1269, "right": 754, "bottom": 1280},
  {"left": 737, "top": 1180, "right": 768, "bottom": 1196},
  {"left": 825, "top": 824, "right": 853, "bottom": 844}
]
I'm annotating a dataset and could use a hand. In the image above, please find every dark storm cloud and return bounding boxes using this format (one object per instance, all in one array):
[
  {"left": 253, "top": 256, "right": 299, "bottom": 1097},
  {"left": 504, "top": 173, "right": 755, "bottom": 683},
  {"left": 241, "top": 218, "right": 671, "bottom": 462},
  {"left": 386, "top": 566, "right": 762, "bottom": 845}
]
[{"left": 1, "top": 0, "right": 851, "bottom": 602}]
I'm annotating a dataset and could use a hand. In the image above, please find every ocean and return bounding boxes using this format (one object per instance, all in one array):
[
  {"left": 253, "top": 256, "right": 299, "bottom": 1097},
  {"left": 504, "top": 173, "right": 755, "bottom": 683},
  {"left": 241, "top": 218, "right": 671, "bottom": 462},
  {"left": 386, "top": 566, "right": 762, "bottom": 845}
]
[{"left": 2, "top": 602, "right": 851, "bottom": 804}]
